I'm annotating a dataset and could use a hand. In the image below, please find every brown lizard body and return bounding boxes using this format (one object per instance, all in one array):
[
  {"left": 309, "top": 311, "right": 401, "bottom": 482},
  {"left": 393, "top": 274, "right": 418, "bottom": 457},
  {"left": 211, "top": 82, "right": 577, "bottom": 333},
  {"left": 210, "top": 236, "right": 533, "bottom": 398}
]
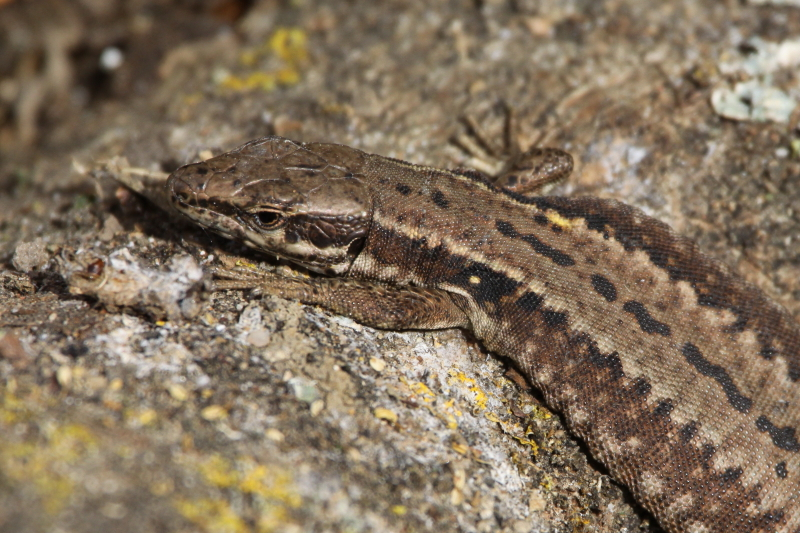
[{"left": 166, "top": 136, "right": 800, "bottom": 533}]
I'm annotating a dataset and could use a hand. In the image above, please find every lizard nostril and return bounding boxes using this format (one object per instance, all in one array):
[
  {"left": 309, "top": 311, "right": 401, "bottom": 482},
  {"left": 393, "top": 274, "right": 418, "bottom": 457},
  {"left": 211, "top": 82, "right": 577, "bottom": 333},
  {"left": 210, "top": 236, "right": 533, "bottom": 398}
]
[{"left": 168, "top": 174, "right": 193, "bottom": 196}]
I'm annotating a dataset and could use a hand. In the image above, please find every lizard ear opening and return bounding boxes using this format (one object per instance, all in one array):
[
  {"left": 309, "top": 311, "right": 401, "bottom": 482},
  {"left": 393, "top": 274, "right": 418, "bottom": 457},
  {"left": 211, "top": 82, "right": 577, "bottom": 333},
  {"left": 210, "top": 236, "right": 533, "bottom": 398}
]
[{"left": 346, "top": 234, "right": 367, "bottom": 258}]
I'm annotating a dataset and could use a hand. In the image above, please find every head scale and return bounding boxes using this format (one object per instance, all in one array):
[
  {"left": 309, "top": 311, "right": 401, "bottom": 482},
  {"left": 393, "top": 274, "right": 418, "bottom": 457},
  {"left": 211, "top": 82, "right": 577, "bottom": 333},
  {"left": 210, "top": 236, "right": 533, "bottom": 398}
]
[{"left": 167, "top": 136, "right": 373, "bottom": 274}]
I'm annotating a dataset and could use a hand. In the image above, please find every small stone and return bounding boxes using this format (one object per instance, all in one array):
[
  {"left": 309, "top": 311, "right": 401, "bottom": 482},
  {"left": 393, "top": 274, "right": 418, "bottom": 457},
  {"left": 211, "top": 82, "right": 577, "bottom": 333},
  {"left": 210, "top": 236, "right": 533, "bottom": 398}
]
[
  {"left": 267, "top": 349, "right": 289, "bottom": 362},
  {"left": 453, "top": 468, "right": 466, "bottom": 490},
  {"left": 201, "top": 405, "right": 228, "bottom": 421},
  {"left": 246, "top": 329, "right": 271, "bottom": 347},
  {"left": 12, "top": 239, "right": 49, "bottom": 272},
  {"left": 310, "top": 399, "right": 325, "bottom": 416},
  {"left": 137, "top": 409, "right": 158, "bottom": 426},
  {"left": 523, "top": 16, "right": 554, "bottom": 37},
  {"left": 373, "top": 407, "right": 398, "bottom": 424},
  {"left": 287, "top": 377, "right": 319, "bottom": 404},
  {"left": 265, "top": 428, "right": 284, "bottom": 442},
  {"left": 56, "top": 365, "right": 73, "bottom": 388},
  {"left": 346, "top": 447, "right": 362, "bottom": 462},
  {"left": 168, "top": 383, "right": 189, "bottom": 401},
  {"left": 369, "top": 357, "right": 386, "bottom": 372},
  {"left": 528, "top": 490, "right": 547, "bottom": 511},
  {"left": 0, "top": 332, "right": 31, "bottom": 369},
  {"left": 98, "top": 214, "right": 124, "bottom": 242}
]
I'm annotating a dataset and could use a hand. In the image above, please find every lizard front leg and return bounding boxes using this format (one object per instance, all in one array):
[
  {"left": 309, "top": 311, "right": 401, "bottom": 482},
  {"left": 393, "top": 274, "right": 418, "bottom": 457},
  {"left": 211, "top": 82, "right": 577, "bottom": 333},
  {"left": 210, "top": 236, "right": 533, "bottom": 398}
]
[{"left": 212, "top": 266, "right": 471, "bottom": 331}]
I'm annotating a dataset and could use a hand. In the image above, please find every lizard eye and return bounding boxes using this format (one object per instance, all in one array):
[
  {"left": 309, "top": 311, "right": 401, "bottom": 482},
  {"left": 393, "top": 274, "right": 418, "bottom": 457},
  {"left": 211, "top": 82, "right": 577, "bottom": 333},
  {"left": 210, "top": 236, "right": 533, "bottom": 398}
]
[{"left": 252, "top": 210, "right": 284, "bottom": 229}]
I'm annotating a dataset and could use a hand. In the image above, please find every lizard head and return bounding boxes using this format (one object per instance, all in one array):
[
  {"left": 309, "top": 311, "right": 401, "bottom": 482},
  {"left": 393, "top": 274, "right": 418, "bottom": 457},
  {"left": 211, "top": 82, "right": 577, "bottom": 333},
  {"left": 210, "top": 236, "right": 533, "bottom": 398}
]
[{"left": 167, "top": 136, "right": 373, "bottom": 274}]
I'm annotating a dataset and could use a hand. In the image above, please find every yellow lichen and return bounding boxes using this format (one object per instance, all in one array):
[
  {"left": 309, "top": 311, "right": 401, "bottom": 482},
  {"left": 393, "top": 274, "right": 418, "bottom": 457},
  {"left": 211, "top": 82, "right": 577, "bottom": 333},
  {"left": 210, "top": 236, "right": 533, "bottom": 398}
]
[
  {"left": 448, "top": 370, "right": 490, "bottom": 411},
  {"left": 408, "top": 380, "right": 436, "bottom": 403},
  {"left": 199, "top": 454, "right": 239, "bottom": 489},
  {"left": 219, "top": 27, "right": 308, "bottom": 93},
  {"left": 0, "top": 391, "right": 99, "bottom": 516},
  {"left": 175, "top": 498, "right": 249, "bottom": 533},
  {"left": 179, "top": 454, "right": 302, "bottom": 533}
]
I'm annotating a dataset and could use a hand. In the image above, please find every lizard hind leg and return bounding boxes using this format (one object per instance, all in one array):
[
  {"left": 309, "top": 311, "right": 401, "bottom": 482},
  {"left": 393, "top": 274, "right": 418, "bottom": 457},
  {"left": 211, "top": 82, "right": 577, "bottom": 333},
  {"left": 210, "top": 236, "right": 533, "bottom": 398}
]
[
  {"left": 494, "top": 146, "right": 574, "bottom": 196},
  {"left": 453, "top": 105, "right": 574, "bottom": 198}
]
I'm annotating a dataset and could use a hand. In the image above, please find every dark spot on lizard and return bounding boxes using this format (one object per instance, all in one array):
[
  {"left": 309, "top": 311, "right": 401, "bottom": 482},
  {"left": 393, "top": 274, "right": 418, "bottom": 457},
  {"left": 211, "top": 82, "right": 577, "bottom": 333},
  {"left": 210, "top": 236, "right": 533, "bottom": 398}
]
[
  {"left": 759, "top": 510, "right": 785, "bottom": 526},
  {"left": 591, "top": 274, "right": 617, "bottom": 302},
  {"left": 516, "top": 291, "right": 544, "bottom": 313},
  {"left": 495, "top": 219, "right": 575, "bottom": 267},
  {"left": 682, "top": 342, "right": 753, "bottom": 414},
  {"left": 723, "top": 314, "right": 749, "bottom": 334},
  {"left": 495, "top": 220, "right": 518, "bottom": 237},
  {"left": 680, "top": 421, "right": 699, "bottom": 443},
  {"left": 653, "top": 399, "right": 674, "bottom": 417},
  {"left": 431, "top": 190, "right": 449, "bottom": 208},
  {"left": 701, "top": 443, "right": 716, "bottom": 469},
  {"left": 756, "top": 415, "right": 800, "bottom": 452},
  {"left": 521, "top": 234, "right": 575, "bottom": 267},
  {"left": 395, "top": 183, "right": 412, "bottom": 195},
  {"left": 455, "top": 168, "right": 494, "bottom": 186},
  {"left": 448, "top": 262, "right": 520, "bottom": 305},
  {"left": 360, "top": 224, "right": 448, "bottom": 273},
  {"left": 721, "top": 467, "right": 743, "bottom": 483},
  {"left": 777, "top": 461, "right": 788, "bottom": 479},
  {"left": 533, "top": 214, "right": 549, "bottom": 226},
  {"left": 623, "top": 301, "right": 671, "bottom": 336},
  {"left": 697, "top": 292, "right": 725, "bottom": 308},
  {"left": 586, "top": 341, "right": 624, "bottom": 380},
  {"left": 542, "top": 310, "right": 568, "bottom": 328},
  {"left": 761, "top": 346, "right": 778, "bottom": 360},
  {"left": 632, "top": 377, "right": 651, "bottom": 397}
]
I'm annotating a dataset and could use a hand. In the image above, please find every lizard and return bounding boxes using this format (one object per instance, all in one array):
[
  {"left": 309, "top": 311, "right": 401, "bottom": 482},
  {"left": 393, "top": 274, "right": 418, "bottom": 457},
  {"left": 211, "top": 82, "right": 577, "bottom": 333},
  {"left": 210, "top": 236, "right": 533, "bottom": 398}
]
[{"left": 165, "top": 134, "right": 800, "bottom": 533}]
